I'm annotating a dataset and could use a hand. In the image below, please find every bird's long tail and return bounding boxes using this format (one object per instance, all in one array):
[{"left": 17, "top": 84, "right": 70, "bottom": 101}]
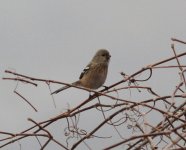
[
  {"left": 51, "top": 81, "right": 80, "bottom": 94},
  {"left": 51, "top": 85, "right": 70, "bottom": 94}
]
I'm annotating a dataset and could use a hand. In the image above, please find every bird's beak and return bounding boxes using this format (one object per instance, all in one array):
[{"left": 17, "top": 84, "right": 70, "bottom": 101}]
[{"left": 108, "top": 55, "right": 111, "bottom": 60}]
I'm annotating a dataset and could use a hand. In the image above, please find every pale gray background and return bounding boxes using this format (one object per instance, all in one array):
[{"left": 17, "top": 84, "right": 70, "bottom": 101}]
[{"left": 0, "top": 0, "right": 186, "bottom": 149}]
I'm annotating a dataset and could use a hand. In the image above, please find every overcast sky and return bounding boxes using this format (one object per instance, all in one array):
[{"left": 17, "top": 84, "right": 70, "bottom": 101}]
[{"left": 0, "top": 1, "right": 186, "bottom": 149}]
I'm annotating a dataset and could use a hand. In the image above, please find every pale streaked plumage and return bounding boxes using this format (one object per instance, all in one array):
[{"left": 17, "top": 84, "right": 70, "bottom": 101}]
[{"left": 51, "top": 49, "right": 111, "bottom": 94}]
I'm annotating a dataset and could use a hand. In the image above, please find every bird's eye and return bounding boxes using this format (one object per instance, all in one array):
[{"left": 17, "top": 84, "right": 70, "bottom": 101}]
[{"left": 102, "top": 54, "right": 105, "bottom": 57}]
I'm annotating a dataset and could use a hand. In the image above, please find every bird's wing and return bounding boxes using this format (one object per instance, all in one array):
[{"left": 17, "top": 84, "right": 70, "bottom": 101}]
[{"left": 79, "top": 63, "right": 92, "bottom": 79}]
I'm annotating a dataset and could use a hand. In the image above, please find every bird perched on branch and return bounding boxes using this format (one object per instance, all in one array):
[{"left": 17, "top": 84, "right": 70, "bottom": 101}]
[{"left": 51, "top": 49, "right": 111, "bottom": 94}]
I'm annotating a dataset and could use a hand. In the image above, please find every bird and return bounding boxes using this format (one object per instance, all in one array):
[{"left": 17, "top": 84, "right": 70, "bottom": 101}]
[{"left": 51, "top": 49, "right": 111, "bottom": 94}]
